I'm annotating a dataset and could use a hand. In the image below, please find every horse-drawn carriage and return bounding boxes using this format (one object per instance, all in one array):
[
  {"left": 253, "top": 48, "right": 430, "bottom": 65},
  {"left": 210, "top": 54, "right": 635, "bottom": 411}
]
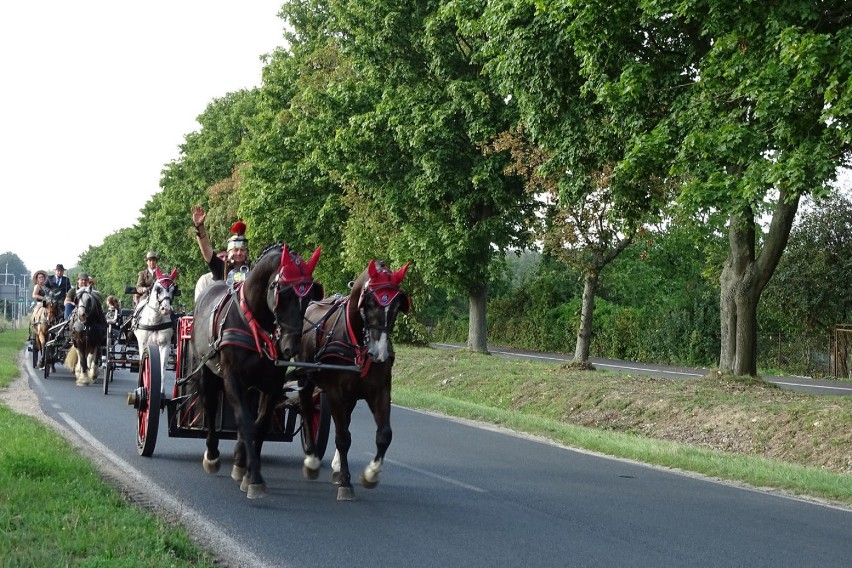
[
  {"left": 36, "top": 286, "right": 105, "bottom": 385},
  {"left": 125, "top": 244, "right": 410, "bottom": 501}
]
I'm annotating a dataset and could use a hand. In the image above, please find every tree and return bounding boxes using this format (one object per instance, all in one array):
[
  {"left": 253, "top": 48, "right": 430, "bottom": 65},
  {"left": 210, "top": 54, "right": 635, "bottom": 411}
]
[
  {"left": 761, "top": 193, "right": 852, "bottom": 333},
  {"left": 538, "top": 0, "right": 852, "bottom": 376},
  {"left": 272, "top": 0, "right": 538, "bottom": 351}
]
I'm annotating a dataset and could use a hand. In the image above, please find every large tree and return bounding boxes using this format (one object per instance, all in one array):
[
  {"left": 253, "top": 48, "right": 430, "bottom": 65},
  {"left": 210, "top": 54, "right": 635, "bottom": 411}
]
[{"left": 537, "top": 0, "right": 852, "bottom": 376}]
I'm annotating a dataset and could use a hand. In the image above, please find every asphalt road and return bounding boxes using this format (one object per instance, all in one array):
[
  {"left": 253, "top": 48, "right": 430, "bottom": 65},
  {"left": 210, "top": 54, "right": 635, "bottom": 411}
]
[
  {"left": 19, "top": 353, "right": 852, "bottom": 567},
  {"left": 432, "top": 343, "right": 852, "bottom": 397}
]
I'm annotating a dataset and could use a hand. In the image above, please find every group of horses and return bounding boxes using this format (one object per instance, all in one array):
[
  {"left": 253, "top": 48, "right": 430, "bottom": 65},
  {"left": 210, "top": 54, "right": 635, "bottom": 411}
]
[
  {"left": 31, "top": 267, "right": 180, "bottom": 387},
  {"left": 34, "top": 244, "right": 411, "bottom": 501},
  {"left": 191, "top": 243, "right": 411, "bottom": 501}
]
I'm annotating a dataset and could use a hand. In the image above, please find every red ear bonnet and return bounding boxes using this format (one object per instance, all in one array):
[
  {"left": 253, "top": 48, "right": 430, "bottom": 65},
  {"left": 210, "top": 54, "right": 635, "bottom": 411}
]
[
  {"left": 277, "top": 244, "right": 321, "bottom": 297},
  {"left": 365, "top": 260, "right": 410, "bottom": 307}
]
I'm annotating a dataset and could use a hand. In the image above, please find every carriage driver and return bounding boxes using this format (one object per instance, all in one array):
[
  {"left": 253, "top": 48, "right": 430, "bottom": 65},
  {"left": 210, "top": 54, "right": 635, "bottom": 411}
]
[
  {"left": 44, "top": 263, "right": 72, "bottom": 297},
  {"left": 192, "top": 205, "right": 251, "bottom": 287},
  {"left": 64, "top": 273, "right": 92, "bottom": 321},
  {"left": 135, "top": 250, "right": 160, "bottom": 304}
]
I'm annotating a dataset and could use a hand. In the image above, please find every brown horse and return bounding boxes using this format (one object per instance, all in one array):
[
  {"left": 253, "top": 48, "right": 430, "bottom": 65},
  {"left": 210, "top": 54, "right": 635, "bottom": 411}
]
[
  {"left": 190, "top": 243, "right": 323, "bottom": 498},
  {"left": 298, "top": 259, "right": 410, "bottom": 500},
  {"left": 31, "top": 288, "right": 64, "bottom": 369}
]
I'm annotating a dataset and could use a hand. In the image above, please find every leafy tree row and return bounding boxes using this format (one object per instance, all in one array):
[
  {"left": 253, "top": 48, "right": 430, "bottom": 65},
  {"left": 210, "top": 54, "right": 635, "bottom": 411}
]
[{"left": 68, "top": 1, "right": 850, "bottom": 378}]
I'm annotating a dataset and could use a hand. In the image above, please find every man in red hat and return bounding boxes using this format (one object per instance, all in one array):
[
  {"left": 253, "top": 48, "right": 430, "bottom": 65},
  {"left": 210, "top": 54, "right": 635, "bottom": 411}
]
[{"left": 191, "top": 205, "right": 251, "bottom": 286}]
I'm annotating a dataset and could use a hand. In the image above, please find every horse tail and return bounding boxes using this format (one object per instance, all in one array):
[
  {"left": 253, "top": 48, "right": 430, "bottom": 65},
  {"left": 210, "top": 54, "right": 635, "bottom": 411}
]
[{"left": 64, "top": 348, "right": 79, "bottom": 372}]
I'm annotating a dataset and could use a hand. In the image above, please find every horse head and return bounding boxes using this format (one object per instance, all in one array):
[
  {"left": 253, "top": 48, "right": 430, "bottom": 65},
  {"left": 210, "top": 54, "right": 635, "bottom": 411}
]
[
  {"left": 150, "top": 267, "right": 179, "bottom": 317},
  {"left": 265, "top": 244, "right": 323, "bottom": 359},
  {"left": 238, "top": 244, "right": 322, "bottom": 361},
  {"left": 75, "top": 287, "right": 98, "bottom": 324},
  {"left": 44, "top": 288, "right": 65, "bottom": 323},
  {"left": 354, "top": 259, "right": 411, "bottom": 363}
]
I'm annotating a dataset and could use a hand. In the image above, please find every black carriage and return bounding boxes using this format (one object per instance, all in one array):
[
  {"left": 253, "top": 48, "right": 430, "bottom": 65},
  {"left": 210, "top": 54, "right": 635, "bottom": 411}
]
[
  {"left": 127, "top": 315, "right": 332, "bottom": 459},
  {"left": 102, "top": 306, "right": 140, "bottom": 395},
  {"left": 40, "top": 319, "right": 73, "bottom": 379}
]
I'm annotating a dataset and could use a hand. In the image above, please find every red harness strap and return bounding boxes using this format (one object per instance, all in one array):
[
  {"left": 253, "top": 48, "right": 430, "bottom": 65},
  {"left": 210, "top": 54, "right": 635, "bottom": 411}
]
[{"left": 238, "top": 282, "right": 277, "bottom": 359}]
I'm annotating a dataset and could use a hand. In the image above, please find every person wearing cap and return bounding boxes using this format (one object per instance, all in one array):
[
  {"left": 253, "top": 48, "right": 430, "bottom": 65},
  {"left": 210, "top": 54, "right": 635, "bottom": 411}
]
[
  {"left": 44, "top": 264, "right": 72, "bottom": 297},
  {"left": 64, "top": 272, "right": 92, "bottom": 320},
  {"left": 135, "top": 251, "right": 160, "bottom": 304},
  {"left": 191, "top": 205, "right": 251, "bottom": 286}
]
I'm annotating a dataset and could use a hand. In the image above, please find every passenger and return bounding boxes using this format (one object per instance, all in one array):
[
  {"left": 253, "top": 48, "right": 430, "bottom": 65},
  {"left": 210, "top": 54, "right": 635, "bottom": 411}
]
[
  {"left": 135, "top": 250, "right": 160, "bottom": 304},
  {"left": 191, "top": 205, "right": 251, "bottom": 286},
  {"left": 31, "top": 270, "right": 48, "bottom": 305},
  {"left": 194, "top": 249, "right": 227, "bottom": 300},
  {"left": 64, "top": 273, "right": 92, "bottom": 321},
  {"left": 106, "top": 295, "right": 122, "bottom": 325}
]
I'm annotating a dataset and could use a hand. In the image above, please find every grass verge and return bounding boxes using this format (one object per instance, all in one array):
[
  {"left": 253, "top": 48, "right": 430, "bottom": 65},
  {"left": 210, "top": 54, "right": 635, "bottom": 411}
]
[
  {"left": 392, "top": 346, "right": 852, "bottom": 506},
  {"left": 0, "top": 328, "right": 215, "bottom": 567}
]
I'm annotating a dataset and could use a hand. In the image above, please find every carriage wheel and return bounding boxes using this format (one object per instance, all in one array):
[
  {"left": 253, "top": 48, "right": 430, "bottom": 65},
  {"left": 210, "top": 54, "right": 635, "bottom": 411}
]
[
  {"left": 301, "top": 390, "right": 331, "bottom": 460},
  {"left": 103, "top": 325, "right": 113, "bottom": 395},
  {"left": 135, "top": 347, "right": 162, "bottom": 457},
  {"left": 42, "top": 345, "right": 52, "bottom": 379}
]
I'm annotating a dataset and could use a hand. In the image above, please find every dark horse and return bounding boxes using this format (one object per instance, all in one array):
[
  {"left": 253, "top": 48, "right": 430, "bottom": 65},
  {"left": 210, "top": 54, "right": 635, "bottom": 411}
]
[
  {"left": 299, "top": 259, "right": 410, "bottom": 500},
  {"left": 65, "top": 286, "right": 107, "bottom": 386},
  {"left": 190, "top": 243, "right": 323, "bottom": 498}
]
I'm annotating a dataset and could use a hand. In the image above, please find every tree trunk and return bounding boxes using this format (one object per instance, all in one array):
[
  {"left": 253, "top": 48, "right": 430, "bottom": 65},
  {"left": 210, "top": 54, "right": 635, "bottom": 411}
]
[
  {"left": 467, "top": 284, "right": 488, "bottom": 353},
  {"left": 719, "top": 191, "right": 800, "bottom": 376},
  {"left": 574, "top": 269, "right": 599, "bottom": 363}
]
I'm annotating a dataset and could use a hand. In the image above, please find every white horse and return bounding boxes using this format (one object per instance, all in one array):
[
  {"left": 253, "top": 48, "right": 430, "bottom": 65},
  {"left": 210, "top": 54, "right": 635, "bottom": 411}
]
[{"left": 133, "top": 267, "right": 179, "bottom": 381}]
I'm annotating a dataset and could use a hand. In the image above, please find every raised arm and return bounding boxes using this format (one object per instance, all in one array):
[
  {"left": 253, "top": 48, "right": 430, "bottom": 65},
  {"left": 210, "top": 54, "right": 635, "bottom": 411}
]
[{"left": 192, "top": 204, "right": 214, "bottom": 264}]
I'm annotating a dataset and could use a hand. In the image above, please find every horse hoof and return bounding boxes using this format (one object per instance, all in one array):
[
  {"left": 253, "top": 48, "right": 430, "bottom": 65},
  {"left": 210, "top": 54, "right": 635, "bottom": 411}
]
[
  {"left": 76, "top": 380, "right": 89, "bottom": 387},
  {"left": 232, "top": 465, "right": 246, "bottom": 482},
  {"left": 303, "top": 464, "right": 320, "bottom": 480},
  {"left": 336, "top": 486, "right": 354, "bottom": 501},
  {"left": 203, "top": 452, "right": 220, "bottom": 474},
  {"left": 246, "top": 484, "right": 268, "bottom": 499},
  {"left": 360, "top": 473, "right": 379, "bottom": 489}
]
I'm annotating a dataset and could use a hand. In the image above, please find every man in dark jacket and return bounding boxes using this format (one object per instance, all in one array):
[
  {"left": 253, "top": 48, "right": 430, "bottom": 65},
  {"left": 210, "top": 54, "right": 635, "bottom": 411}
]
[{"left": 44, "top": 264, "right": 72, "bottom": 305}]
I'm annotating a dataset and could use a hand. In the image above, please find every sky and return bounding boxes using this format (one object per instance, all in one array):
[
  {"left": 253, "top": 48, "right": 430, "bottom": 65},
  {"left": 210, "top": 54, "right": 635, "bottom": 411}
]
[{"left": 0, "top": 1, "right": 287, "bottom": 277}]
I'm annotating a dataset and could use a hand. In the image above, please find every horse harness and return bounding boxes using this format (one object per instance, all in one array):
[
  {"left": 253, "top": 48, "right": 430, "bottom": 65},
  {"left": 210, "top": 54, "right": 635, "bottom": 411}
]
[{"left": 307, "top": 278, "right": 406, "bottom": 378}]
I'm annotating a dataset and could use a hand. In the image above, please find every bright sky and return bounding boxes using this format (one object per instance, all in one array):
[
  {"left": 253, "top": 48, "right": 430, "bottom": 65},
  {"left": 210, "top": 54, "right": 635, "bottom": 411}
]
[{"left": 0, "top": 1, "right": 286, "bottom": 276}]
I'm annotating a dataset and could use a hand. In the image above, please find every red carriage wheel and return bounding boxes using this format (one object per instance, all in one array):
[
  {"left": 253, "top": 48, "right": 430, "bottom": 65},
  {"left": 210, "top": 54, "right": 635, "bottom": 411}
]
[
  {"left": 301, "top": 390, "right": 331, "bottom": 460},
  {"left": 135, "top": 347, "right": 162, "bottom": 456}
]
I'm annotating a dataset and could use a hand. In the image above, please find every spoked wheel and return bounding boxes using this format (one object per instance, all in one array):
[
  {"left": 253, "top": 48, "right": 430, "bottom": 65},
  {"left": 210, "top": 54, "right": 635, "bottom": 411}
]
[
  {"left": 134, "top": 347, "right": 162, "bottom": 457},
  {"left": 301, "top": 390, "right": 331, "bottom": 460},
  {"left": 103, "top": 325, "right": 114, "bottom": 395}
]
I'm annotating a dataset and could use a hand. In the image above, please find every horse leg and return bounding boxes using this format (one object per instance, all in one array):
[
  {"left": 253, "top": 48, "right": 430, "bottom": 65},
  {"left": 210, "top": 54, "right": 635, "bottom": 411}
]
[
  {"left": 226, "top": 379, "right": 268, "bottom": 499},
  {"left": 361, "top": 391, "right": 392, "bottom": 489},
  {"left": 200, "top": 369, "right": 222, "bottom": 475},
  {"left": 299, "top": 379, "right": 322, "bottom": 480},
  {"left": 231, "top": 388, "right": 261, "bottom": 485},
  {"left": 76, "top": 346, "right": 91, "bottom": 386},
  {"left": 330, "top": 403, "right": 355, "bottom": 501}
]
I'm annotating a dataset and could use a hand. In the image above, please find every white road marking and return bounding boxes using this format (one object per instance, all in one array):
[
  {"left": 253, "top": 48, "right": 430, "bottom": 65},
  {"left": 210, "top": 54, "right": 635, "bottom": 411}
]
[{"left": 380, "top": 456, "right": 487, "bottom": 493}]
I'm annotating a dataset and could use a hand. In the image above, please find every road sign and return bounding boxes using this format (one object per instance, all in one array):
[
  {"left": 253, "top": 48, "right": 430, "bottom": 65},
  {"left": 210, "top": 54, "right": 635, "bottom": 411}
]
[{"left": 0, "top": 284, "right": 17, "bottom": 301}]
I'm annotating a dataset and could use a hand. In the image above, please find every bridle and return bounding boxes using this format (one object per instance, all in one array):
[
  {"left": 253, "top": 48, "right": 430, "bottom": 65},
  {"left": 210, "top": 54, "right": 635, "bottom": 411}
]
[{"left": 237, "top": 244, "right": 322, "bottom": 359}]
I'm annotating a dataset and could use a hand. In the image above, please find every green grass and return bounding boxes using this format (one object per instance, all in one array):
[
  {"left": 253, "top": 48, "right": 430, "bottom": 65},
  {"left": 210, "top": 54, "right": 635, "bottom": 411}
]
[
  {"left": 392, "top": 346, "right": 852, "bottom": 506},
  {"left": 0, "top": 328, "right": 215, "bottom": 567}
]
